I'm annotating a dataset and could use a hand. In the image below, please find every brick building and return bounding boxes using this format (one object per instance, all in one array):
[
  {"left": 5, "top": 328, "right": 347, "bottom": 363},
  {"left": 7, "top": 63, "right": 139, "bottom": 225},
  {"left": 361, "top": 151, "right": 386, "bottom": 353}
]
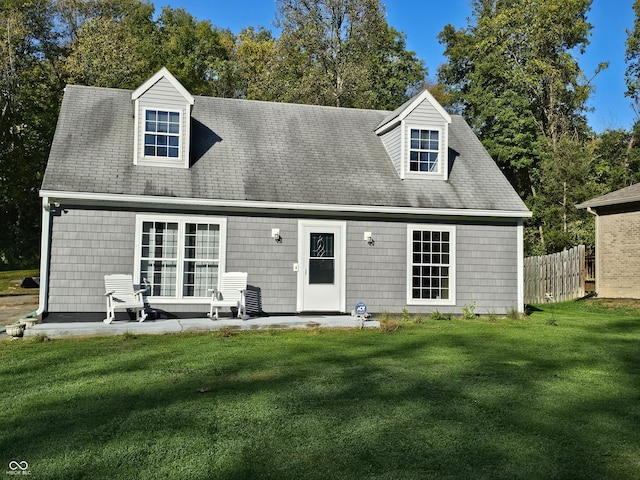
[{"left": 577, "top": 183, "right": 640, "bottom": 298}]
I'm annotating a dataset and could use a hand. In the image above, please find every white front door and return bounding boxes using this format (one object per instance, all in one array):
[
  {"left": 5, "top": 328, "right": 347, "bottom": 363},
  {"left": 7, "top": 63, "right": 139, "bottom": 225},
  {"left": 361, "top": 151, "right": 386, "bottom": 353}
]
[{"left": 297, "top": 220, "right": 346, "bottom": 312}]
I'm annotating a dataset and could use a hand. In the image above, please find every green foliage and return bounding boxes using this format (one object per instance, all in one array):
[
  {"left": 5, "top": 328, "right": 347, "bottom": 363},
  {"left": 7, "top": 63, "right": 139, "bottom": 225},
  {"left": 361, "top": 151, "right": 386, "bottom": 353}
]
[
  {"left": 438, "top": 0, "right": 603, "bottom": 255},
  {"left": 625, "top": 0, "right": 640, "bottom": 109},
  {"left": 0, "top": 268, "right": 39, "bottom": 292},
  {"left": 0, "top": 0, "right": 428, "bottom": 266},
  {"left": 429, "top": 310, "right": 451, "bottom": 321},
  {"left": 506, "top": 307, "right": 525, "bottom": 320},
  {"left": 0, "top": 1, "right": 63, "bottom": 268},
  {"left": 461, "top": 301, "right": 476, "bottom": 321},
  {"left": 379, "top": 317, "right": 403, "bottom": 332},
  {"left": 268, "top": 0, "right": 426, "bottom": 109}
]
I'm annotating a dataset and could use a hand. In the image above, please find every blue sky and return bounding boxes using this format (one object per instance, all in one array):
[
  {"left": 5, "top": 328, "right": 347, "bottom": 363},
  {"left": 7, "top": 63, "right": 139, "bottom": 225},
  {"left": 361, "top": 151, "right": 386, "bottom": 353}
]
[{"left": 155, "top": 0, "right": 636, "bottom": 133}]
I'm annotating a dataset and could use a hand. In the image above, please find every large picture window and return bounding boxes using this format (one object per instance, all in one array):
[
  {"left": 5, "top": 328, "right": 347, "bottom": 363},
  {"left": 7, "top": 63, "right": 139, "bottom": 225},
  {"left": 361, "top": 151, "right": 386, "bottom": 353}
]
[
  {"left": 407, "top": 225, "right": 455, "bottom": 305},
  {"left": 135, "top": 215, "right": 226, "bottom": 301}
]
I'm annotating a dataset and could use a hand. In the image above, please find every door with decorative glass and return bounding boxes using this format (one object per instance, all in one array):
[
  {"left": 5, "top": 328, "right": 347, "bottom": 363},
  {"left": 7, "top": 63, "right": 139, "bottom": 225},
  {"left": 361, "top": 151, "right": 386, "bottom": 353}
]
[{"left": 298, "top": 221, "right": 345, "bottom": 312}]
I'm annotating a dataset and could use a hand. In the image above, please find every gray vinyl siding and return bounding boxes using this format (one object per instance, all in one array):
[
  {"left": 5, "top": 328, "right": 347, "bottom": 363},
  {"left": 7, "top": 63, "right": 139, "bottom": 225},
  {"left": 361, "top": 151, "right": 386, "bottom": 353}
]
[
  {"left": 48, "top": 209, "right": 136, "bottom": 314},
  {"left": 405, "top": 97, "right": 448, "bottom": 125},
  {"left": 46, "top": 207, "right": 520, "bottom": 318},
  {"left": 345, "top": 220, "right": 519, "bottom": 315},
  {"left": 46, "top": 209, "right": 301, "bottom": 316},
  {"left": 226, "top": 216, "right": 299, "bottom": 312},
  {"left": 379, "top": 127, "right": 402, "bottom": 177},
  {"left": 455, "top": 224, "right": 518, "bottom": 313}
]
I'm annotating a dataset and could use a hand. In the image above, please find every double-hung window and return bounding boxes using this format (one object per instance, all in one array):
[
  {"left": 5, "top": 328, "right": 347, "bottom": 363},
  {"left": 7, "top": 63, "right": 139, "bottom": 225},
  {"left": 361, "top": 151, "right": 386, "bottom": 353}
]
[
  {"left": 409, "top": 128, "right": 439, "bottom": 173},
  {"left": 135, "top": 215, "right": 226, "bottom": 301},
  {"left": 407, "top": 225, "right": 455, "bottom": 305},
  {"left": 144, "top": 110, "right": 180, "bottom": 158}
]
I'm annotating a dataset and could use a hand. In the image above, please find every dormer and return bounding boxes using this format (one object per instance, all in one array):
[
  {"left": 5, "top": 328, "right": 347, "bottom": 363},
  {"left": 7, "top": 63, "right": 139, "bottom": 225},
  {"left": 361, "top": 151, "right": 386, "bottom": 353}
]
[
  {"left": 132, "top": 68, "right": 195, "bottom": 169},
  {"left": 375, "top": 89, "right": 452, "bottom": 181}
]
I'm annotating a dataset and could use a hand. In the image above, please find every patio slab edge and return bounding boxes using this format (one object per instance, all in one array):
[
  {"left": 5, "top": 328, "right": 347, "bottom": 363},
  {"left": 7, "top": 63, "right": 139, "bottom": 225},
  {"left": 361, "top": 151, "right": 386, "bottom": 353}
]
[{"left": 23, "top": 316, "right": 380, "bottom": 338}]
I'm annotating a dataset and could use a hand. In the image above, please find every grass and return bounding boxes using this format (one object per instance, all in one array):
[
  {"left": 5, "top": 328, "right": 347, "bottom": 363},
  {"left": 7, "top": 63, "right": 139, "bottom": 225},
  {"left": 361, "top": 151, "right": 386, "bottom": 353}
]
[
  {"left": 1, "top": 299, "right": 640, "bottom": 479},
  {"left": 0, "top": 269, "right": 39, "bottom": 294}
]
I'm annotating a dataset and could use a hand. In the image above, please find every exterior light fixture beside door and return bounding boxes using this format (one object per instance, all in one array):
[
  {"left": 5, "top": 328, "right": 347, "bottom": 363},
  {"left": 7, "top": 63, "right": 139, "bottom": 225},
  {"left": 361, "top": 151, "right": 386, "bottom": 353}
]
[{"left": 364, "top": 231, "right": 374, "bottom": 246}]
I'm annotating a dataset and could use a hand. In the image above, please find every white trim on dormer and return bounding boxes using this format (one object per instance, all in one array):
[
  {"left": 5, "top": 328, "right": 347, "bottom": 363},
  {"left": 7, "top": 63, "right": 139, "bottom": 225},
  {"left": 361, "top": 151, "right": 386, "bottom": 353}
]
[
  {"left": 375, "top": 89, "right": 451, "bottom": 136},
  {"left": 132, "top": 67, "right": 194, "bottom": 105},
  {"left": 132, "top": 68, "right": 193, "bottom": 169},
  {"left": 399, "top": 121, "right": 449, "bottom": 181}
]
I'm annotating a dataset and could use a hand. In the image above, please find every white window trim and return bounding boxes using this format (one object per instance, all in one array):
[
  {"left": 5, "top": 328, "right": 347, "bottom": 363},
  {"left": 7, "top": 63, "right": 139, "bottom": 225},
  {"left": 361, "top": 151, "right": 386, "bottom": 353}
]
[
  {"left": 133, "top": 102, "right": 190, "bottom": 169},
  {"left": 402, "top": 123, "right": 447, "bottom": 180},
  {"left": 134, "top": 214, "right": 227, "bottom": 304},
  {"left": 406, "top": 224, "right": 456, "bottom": 306},
  {"left": 141, "top": 106, "right": 184, "bottom": 158},
  {"left": 142, "top": 107, "right": 183, "bottom": 161}
]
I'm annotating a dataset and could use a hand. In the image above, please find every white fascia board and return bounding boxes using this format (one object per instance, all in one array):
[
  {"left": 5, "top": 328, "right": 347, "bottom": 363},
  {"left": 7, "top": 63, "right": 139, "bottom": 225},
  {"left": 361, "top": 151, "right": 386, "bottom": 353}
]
[
  {"left": 375, "top": 90, "right": 451, "bottom": 135},
  {"left": 402, "top": 90, "right": 452, "bottom": 124},
  {"left": 131, "top": 67, "right": 195, "bottom": 105},
  {"left": 39, "top": 190, "right": 533, "bottom": 219}
]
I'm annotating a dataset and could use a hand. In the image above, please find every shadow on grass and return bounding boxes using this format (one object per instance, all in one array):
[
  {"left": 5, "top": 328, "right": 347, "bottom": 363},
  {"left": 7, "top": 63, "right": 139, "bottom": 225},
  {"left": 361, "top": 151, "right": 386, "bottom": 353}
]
[{"left": 1, "top": 328, "right": 638, "bottom": 479}]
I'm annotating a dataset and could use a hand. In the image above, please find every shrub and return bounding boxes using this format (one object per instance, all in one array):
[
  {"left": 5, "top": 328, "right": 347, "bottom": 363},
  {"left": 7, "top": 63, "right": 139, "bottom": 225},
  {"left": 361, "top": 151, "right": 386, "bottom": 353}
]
[
  {"left": 430, "top": 311, "right": 451, "bottom": 321},
  {"left": 461, "top": 302, "right": 476, "bottom": 321},
  {"left": 379, "top": 318, "right": 403, "bottom": 332}
]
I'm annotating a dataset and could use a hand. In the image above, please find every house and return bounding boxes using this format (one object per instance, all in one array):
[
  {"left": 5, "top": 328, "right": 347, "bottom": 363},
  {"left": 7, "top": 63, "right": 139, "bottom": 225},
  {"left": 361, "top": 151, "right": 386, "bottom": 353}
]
[
  {"left": 37, "top": 68, "right": 531, "bottom": 321},
  {"left": 577, "top": 183, "right": 640, "bottom": 298}
]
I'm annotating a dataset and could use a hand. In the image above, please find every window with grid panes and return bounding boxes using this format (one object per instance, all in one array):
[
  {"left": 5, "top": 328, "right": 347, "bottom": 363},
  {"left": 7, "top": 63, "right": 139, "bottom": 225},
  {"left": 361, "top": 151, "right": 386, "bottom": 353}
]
[
  {"left": 409, "top": 128, "right": 439, "bottom": 173},
  {"left": 144, "top": 110, "right": 180, "bottom": 158},
  {"left": 137, "top": 216, "right": 224, "bottom": 299},
  {"left": 408, "top": 225, "right": 455, "bottom": 304}
]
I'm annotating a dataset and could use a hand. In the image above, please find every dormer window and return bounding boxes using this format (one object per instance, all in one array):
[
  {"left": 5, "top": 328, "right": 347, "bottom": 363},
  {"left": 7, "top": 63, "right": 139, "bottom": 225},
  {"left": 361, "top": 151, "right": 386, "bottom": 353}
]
[
  {"left": 375, "top": 89, "right": 451, "bottom": 181},
  {"left": 132, "top": 68, "right": 194, "bottom": 169},
  {"left": 410, "top": 128, "right": 439, "bottom": 173},
  {"left": 144, "top": 110, "right": 180, "bottom": 158}
]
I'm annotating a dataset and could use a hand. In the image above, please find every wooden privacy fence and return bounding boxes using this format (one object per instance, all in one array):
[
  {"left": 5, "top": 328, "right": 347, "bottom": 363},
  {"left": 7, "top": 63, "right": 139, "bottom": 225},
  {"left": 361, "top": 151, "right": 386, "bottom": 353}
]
[{"left": 524, "top": 245, "right": 588, "bottom": 304}]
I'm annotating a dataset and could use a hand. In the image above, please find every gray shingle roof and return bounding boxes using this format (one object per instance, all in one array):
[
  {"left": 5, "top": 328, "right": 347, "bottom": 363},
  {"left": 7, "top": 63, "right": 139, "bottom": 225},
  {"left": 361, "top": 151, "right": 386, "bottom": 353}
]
[
  {"left": 576, "top": 182, "right": 640, "bottom": 210},
  {"left": 42, "top": 85, "right": 529, "bottom": 214}
]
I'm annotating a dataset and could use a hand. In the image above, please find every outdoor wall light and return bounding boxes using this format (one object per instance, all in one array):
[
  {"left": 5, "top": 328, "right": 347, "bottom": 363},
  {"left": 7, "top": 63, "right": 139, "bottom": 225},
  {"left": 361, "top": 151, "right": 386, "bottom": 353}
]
[
  {"left": 272, "top": 228, "right": 282, "bottom": 243},
  {"left": 364, "top": 231, "right": 374, "bottom": 246}
]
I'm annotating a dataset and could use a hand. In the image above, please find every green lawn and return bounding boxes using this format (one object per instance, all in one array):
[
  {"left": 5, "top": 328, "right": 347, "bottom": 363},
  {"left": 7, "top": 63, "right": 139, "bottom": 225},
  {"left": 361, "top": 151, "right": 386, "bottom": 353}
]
[
  {"left": 1, "top": 300, "right": 639, "bottom": 479},
  {"left": 0, "top": 269, "right": 38, "bottom": 294}
]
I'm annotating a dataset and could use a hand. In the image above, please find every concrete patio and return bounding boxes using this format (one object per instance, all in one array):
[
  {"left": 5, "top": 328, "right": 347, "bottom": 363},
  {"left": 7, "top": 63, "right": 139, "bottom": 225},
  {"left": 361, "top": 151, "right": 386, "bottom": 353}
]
[{"left": 23, "top": 315, "right": 380, "bottom": 339}]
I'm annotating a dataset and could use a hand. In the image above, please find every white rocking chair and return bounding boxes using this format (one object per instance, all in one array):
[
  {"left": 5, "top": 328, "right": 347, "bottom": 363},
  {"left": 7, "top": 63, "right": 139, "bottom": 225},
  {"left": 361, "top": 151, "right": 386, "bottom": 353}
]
[
  {"left": 104, "top": 274, "right": 149, "bottom": 324},
  {"left": 207, "top": 272, "right": 248, "bottom": 319}
]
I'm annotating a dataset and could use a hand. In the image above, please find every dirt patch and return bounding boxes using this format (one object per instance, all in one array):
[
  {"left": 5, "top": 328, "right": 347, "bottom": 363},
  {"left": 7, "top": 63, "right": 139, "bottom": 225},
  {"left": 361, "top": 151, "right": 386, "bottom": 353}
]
[
  {"left": 580, "top": 297, "right": 640, "bottom": 310},
  {"left": 0, "top": 294, "right": 39, "bottom": 326}
]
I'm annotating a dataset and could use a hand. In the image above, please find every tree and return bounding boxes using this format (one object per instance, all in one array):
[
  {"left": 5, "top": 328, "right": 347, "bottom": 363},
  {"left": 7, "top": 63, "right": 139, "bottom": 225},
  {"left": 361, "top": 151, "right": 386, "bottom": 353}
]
[
  {"left": 438, "top": 0, "right": 600, "bottom": 254},
  {"left": 0, "top": 0, "right": 63, "bottom": 268},
  {"left": 155, "top": 7, "right": 237, "bottom": 97},
  {"left": 265, "top": 0, "right": 426, "bottom": 109},
  {"left": 626, "top": 0, "right": 640, "bottom": 116},
  {"left": 61, "top": 0, "right": 156, "bottom": 88},
  {"left": 232, "top": 27, "right": 275, "bottom": 100}
]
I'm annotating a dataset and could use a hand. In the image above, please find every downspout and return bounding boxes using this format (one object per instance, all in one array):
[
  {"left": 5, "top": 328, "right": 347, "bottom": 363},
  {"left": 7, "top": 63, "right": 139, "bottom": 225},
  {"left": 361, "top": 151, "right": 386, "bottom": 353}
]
[
  {"left": 517, "top": 218, "right": 525, "bottom": 313},
  {"left": 585, "top": 207, "right": 598, "bottom": 295},
  {"left": 35, "top": 195, "right": 52, "bottom": 317}
]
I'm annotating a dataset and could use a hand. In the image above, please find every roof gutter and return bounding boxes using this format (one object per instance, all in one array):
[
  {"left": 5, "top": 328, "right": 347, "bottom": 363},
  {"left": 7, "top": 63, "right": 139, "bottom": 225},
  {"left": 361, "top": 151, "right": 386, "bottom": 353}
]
[{"left": 39, "top": 190, "right": 532, "bottom": 219}]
